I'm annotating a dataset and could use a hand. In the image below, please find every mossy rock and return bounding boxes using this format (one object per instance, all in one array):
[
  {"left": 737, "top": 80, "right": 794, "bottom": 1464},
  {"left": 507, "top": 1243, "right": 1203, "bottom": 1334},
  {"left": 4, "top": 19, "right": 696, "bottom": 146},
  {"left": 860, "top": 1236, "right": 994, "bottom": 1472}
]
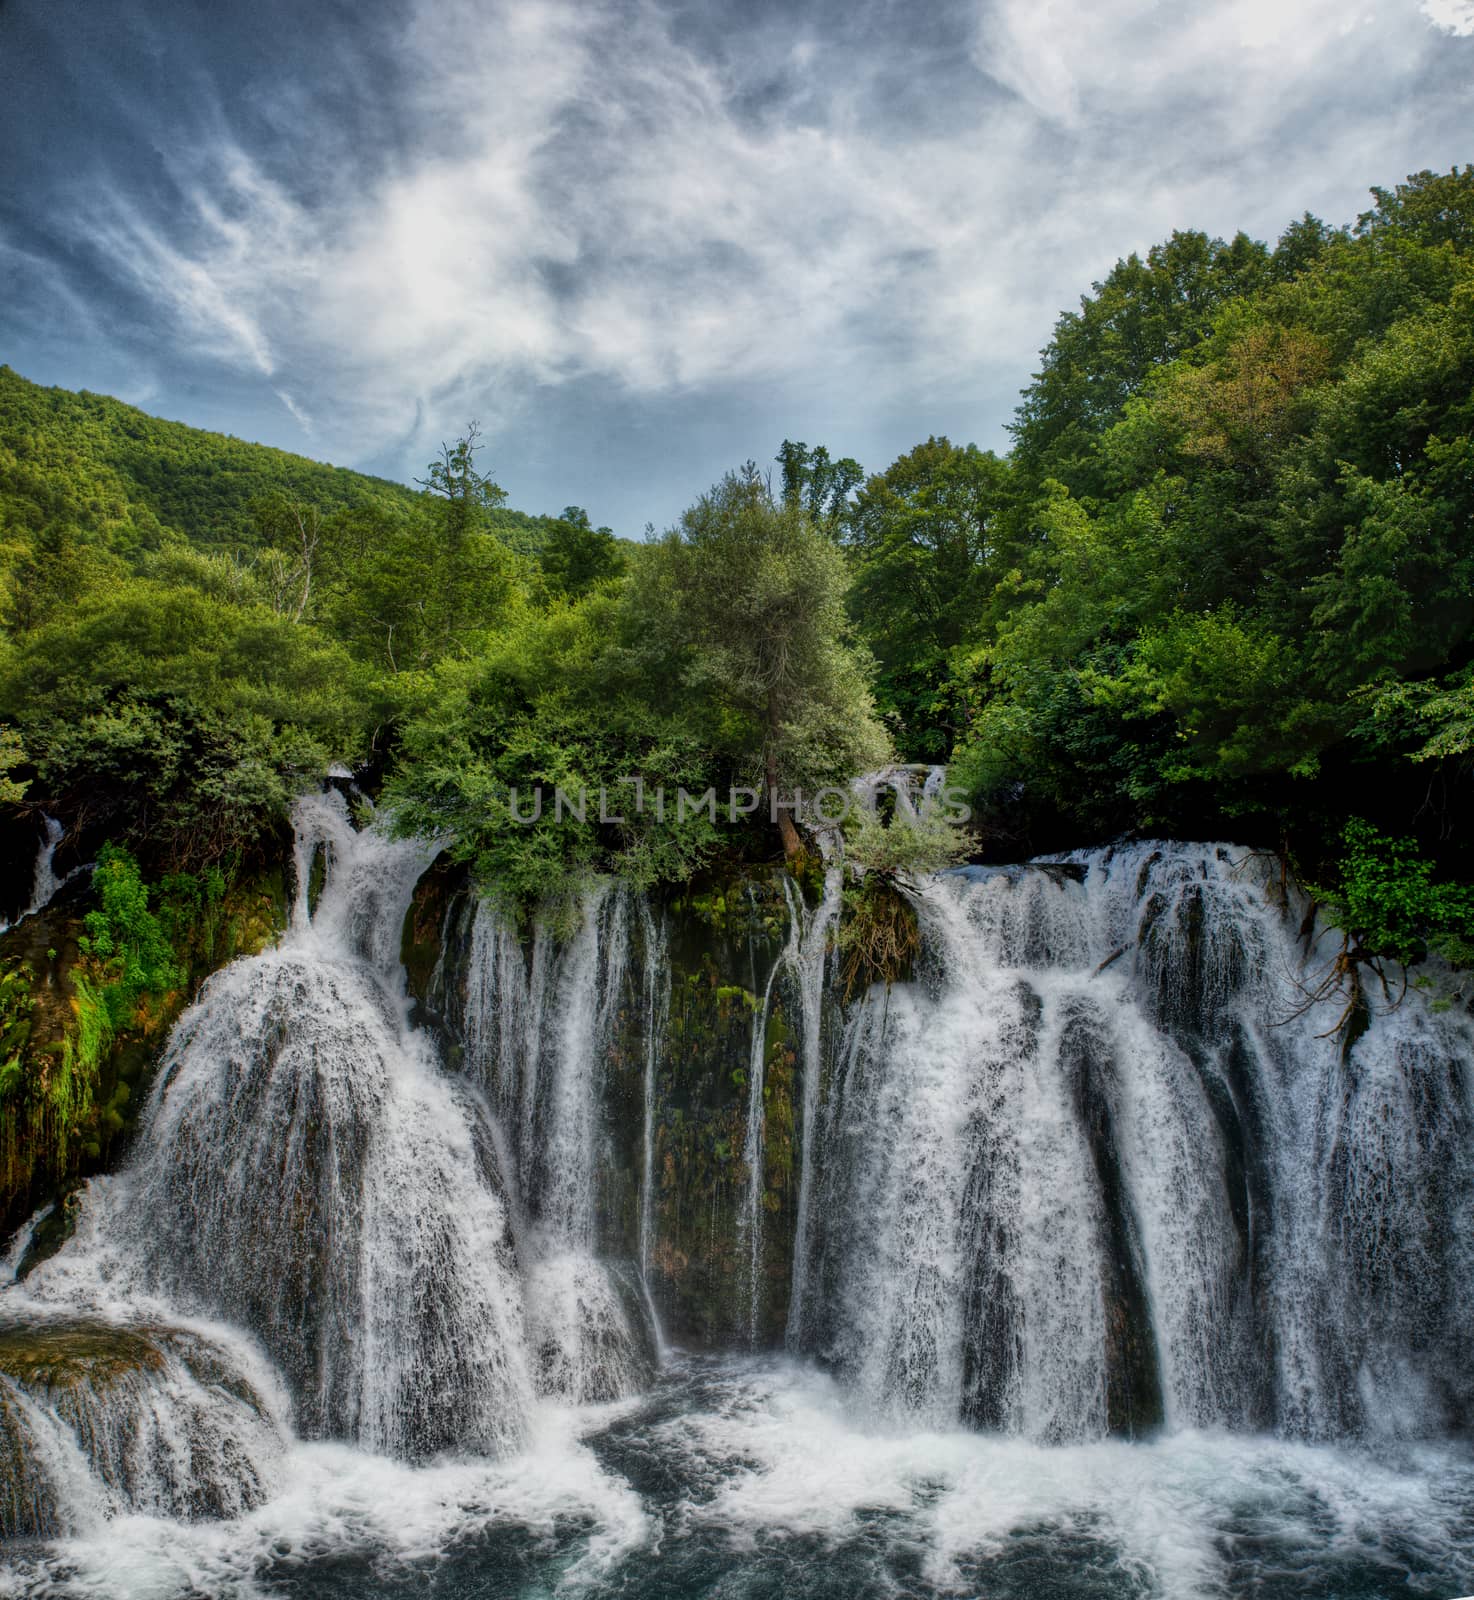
[
  {"left": 0, "top": 1315, "right": 281, "bottom": 1535},
  {"left": 0, "top": 1319, "right": 168, "bottom": 1394},
  {"left": 12, "top": 1190, "right": 81, "bottom": 1282},
  {"left": 1, "top": 858, "right": 291, "bottom": 1238}
]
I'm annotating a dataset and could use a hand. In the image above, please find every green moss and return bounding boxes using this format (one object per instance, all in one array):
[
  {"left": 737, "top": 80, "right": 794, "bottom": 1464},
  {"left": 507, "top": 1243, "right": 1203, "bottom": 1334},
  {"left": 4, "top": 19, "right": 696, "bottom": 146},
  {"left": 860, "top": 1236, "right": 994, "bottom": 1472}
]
[{"left": 1, "top": 851, "right": 289, "bottom": 1234}]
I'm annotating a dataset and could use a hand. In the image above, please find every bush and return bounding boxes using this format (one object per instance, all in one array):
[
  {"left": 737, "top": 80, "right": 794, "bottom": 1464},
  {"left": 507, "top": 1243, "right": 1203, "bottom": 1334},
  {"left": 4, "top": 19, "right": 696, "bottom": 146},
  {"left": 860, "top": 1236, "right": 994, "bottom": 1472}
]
[
  {"left": 1317, "top": 819, "right": 1474, "bottom": 971},
  {"left": 78, "top": 844, "right": 185, "bottom": 1035},
  {"left": 841, "top": 801, "right": 968, "bottom": 878}
]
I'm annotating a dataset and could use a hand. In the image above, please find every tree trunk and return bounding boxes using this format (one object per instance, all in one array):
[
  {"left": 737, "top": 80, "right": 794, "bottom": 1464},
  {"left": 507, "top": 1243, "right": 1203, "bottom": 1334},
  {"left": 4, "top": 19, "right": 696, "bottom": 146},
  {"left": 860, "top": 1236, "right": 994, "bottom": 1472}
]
[{"left": 766, "top": 691, "right": 803, "bottom": 861}]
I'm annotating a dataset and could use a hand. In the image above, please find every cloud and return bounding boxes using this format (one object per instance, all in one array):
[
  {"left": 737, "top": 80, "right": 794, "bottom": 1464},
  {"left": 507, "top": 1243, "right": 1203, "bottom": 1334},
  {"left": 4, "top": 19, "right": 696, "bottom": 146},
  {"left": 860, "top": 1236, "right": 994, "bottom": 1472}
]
[
  {"left": 275, "top": 389, "right": 314, "bottom": 431},
  {"left": 972, "top": 0, "right": 1391, "bottom": 129},
  {"left": 17, "top": 0, "right": 1473, "bottom": 514},
  {"left": 1421, "top": 0, "right": 1474, "bottom": 32}
]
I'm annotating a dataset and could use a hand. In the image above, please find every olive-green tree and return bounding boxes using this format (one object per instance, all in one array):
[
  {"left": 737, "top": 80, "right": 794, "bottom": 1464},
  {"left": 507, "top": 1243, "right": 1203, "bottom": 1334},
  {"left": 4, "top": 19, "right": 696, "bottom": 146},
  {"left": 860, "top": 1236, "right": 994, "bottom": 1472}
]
[{"left": 635, "top": 465, "right": 888, "bottom": 857}]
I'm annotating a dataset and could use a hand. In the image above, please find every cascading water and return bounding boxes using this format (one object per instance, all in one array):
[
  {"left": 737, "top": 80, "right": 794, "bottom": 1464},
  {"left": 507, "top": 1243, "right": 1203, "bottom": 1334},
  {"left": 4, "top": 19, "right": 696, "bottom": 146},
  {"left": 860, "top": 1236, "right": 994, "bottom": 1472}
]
[
  {"left": 738, "top": 878, "right": 801, "bottom": 1344},
  {"left": 794, "top": 840, "right": 1474, "bottom": 1443},
  {"left": 0, "top": 816, "right": 83, "bottom": 934},
  {"left": 784, "top": 864, "right": 843, "bottom": 1349},
  {"left": 18, "top": 792, "right": 535, "bottom": 1464},
  {"left": 725, "top": 865, "right": 843, "bottom": 1351},
  {"left": 0, "top": 1312, "right": 288, "bottom": 1539},
  {"left": 636, "top": 901, "right": 670, "bottom": 1352},
  {"left": 460, "top": 887, "right": 653, "bottom": 1401}
]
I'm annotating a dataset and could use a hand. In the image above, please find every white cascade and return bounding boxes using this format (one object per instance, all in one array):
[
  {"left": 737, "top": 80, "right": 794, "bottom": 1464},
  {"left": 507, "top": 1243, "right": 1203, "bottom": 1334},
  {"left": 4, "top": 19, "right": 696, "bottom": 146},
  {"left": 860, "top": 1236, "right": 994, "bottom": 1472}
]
[
  {"left": 461, "top": 886, "right": 653, "bottom": 1402},
  {"left": 21, "top": 790, "right": 536, "bottom": 1462},
  {"left": 793, "top": 841, "right": 1474, "bottom": 1442},
  {"left": 2, "top": 815, "right": 86, "bottom": 934}
]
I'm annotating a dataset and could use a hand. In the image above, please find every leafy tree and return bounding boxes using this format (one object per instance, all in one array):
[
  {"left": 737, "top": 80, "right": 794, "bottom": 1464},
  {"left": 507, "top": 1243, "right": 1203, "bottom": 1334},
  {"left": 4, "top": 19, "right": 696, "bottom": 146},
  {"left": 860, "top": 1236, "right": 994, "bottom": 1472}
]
[
  {"left": 249, "top": 493, "right": 332, "bottom": 622},
  {"left": 635, "top": 466, "right": 888, "bottom": 857},
  {"left": 0, "top": 725, "right": 27, "bottom": 805},
  {"left": 78, "top": 844, "right": 186, "bottom": 1032},
  {"left": 841, "top": 437, "right": 1013, "bottom": 759},
  {"left": 946, "top": 166, "right": 1474, "bottom": 925},
  {"left": 537, "top": 507, "right": 625, "bottom": 598},
  {"left": 1011, "top": 229, "right": 1276, "bottom": 496},
  {"left": 417, "top": 422, "right": 507, "bottom": 547},
  {"left": 776, "top": 440, "right": 864, "bottom": 527},
  {"left": 1316, "top": 820, "right": 1474, "bottom": 971},
  {"left": 0, "top": 577, "right": 370, "bottom": 862},
  {"left": 411, "top": 425, "right": 521, "bottom": 648},
  {"left": 1363, "top": 665, "right": 1474, "bottom": 764},
  {"left": 1356, "top": 165, "right": 1474, "bottom": 252},
  {"left": 6, "top": 519, "right": 98, "bottom": 632},
  {"left": 387, "top": 593, "right": 725, "bottom": 906}
]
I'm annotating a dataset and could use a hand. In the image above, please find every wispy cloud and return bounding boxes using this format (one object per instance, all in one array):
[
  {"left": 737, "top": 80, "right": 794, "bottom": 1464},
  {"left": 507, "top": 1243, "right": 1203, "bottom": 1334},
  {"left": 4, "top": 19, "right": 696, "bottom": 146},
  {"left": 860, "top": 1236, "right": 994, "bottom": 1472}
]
[
  {"left": 6, "top": 0, "right": 1471, "bottom": 520},
  {"left": 973, "top": 0, "right": 1388, "bottom": 129}
]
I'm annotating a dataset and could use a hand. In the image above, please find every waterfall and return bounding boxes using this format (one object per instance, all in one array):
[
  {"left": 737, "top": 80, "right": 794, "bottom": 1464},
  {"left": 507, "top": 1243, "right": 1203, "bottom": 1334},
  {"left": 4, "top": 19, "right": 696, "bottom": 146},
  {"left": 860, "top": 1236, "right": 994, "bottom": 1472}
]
[
  {"left": 6, "top": 796, "right": 1473, "bottom": 1576},
  {"left": 460, "top": 887, "right": 653, "bottom": 1402},
  {"left": 784, "top": 864, "right": 843, "bottom": 1348},
  {"left": 738, "top": 879, "right": 801, "bottom": 1345},
  {"left": 720, "top": 869, "right": 846, "bottom": 1349},
  {"left": 21, "top": 791, "right": 536, "bottom": 1463},
  {"left": 793, "top": 841, "right": 1474, "bottom": 1442},
  {"left": 1, "top": 816, "right": 83, "bottom": 934}
]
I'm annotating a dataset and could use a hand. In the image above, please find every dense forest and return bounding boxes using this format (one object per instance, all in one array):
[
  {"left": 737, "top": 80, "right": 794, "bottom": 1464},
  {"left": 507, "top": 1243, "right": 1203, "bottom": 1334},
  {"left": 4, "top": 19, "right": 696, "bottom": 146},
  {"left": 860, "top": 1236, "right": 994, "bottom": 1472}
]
[{"left": 2, "top": 166, "right": 1473, "bottom": 1221}]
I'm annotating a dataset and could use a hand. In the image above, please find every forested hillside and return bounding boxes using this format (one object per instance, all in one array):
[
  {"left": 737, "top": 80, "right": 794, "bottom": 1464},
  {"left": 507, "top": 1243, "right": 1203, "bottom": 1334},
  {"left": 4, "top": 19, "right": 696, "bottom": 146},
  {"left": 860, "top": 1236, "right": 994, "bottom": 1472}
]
[
  {"left": 0, "top": 369, "right": 559, "bottom": 555},
  {"left": 2, "top": 167, "right": 1472, "bottom": 1222}
]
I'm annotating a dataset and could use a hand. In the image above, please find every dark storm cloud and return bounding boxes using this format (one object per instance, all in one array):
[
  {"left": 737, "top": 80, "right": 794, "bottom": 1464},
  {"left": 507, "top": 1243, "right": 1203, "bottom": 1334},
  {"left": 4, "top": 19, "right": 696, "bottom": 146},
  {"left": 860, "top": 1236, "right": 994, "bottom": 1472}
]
[{"left": 1, "top": 0, "right": 1471, "bottom": 531}]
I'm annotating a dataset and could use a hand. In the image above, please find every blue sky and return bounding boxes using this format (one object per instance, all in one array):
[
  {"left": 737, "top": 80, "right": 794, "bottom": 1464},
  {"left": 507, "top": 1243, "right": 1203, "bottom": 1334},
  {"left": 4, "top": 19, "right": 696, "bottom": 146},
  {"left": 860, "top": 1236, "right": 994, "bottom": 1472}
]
[{"left": 2, "top": 0, "right": 1471, "bottom": 532}]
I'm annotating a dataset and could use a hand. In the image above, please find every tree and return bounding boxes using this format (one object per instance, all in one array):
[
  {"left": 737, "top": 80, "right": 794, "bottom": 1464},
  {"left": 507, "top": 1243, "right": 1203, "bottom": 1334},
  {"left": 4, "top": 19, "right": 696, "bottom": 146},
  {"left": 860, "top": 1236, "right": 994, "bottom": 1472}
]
[
  {"left": 638, "top": 465, "right": 888, "bottom": 858},
  {"left": 417, "top": 422, "right": 507, "bottom": 550},
  {"left": 6, "top": 519, "right": 93, "bottom": 632},
  {"left": 776, "top": 440, "right": 864, "bottom": 528},
  {"left": 250, "top": 493, "right": 330, "bottom": 622},
  {"left": 1356, "top": 165, "right": 1474, "bottom": 253},
  {"left": 1011, "top": 229, "right": 1273, "bottom": 496},
  {"left": 842, "top": 438, "right": 1014, "bottom": 759},
  {"left": 405, "top": 426, "right": 519, "bottom": 656},
  {"left": 0, "top": 726, "right": 28, "bottom": 806},
  {"left": 538, "top": 507, "right": 624, "bottom": 598},
  {"left": 949, "top": 169, "right": 1474, "bottom": 888}
]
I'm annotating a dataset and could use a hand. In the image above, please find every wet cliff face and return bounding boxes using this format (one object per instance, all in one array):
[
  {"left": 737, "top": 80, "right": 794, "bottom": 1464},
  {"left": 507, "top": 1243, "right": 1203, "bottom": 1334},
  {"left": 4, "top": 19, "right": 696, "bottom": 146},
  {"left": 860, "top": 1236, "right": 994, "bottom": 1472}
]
[
  {"left": 421, "top": 868, "right": 815, "bottom": 1351},
  {"left": 630, "top": 877, "right": 806, "bottom": 1349}
]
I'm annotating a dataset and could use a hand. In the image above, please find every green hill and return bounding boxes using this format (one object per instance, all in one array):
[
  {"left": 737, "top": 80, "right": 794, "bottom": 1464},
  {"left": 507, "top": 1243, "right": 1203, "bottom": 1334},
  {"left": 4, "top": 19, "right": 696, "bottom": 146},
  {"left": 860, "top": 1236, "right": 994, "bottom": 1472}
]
[{"left": 0, "top": 365, "right": 555, "bottom": 560}]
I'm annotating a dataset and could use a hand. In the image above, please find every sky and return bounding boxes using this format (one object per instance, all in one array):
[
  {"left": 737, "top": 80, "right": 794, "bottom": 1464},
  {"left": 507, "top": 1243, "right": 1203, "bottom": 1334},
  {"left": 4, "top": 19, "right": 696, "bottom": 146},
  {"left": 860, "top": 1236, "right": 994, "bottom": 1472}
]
[{"left": 1, "top": 0, "right": 1471, "bottom": 533}]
